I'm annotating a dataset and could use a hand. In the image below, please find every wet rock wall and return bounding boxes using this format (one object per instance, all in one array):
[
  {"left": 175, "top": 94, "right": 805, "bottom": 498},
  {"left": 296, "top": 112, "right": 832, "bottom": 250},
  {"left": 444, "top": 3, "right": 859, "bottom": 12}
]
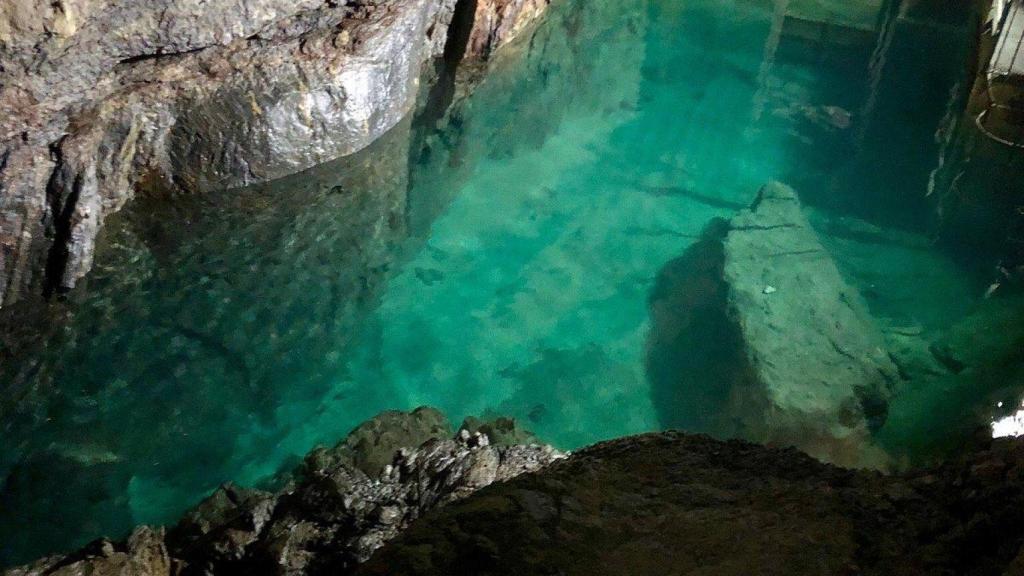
[{"left": 0, "top": 0, "right": 552, "bottom": 309}]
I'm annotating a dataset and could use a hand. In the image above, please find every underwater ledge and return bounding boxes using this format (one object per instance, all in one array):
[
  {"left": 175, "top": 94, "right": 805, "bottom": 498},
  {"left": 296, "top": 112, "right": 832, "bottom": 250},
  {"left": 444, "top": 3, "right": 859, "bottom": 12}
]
[{"left": 5, "top": 406, "right": 1024, "bottom": 576}]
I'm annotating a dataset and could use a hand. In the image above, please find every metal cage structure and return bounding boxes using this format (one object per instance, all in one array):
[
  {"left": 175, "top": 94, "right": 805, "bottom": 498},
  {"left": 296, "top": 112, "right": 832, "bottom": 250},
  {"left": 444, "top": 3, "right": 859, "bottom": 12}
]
[{"left": 978, "top": 0, "right": 1024, "bottom": 148}]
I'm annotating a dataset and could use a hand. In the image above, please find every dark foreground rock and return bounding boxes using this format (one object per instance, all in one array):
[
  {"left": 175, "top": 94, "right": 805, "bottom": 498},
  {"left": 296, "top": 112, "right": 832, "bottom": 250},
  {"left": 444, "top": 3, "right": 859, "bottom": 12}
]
[
  {"left": 3, "top": 408, "right": 564, "bottom": 576},
  {"left": 648, "top": 182, "right": 899, "bottom": 468},
  {"left": 361, "top": 432, "right": 1024, "bottom": 576},
  {"left": 4, "top": 527, "right": 172, "bottom": 576},
  {"left": 9, "top": 408, "right": 1024, "bottom": 576}
]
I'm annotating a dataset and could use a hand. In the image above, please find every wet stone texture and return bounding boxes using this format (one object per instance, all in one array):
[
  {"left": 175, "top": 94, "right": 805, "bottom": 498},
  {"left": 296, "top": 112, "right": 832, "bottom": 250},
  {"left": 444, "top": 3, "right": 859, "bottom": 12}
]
[
  {"left": 648, "top": 182, "right": 899, "bottom": 468},
  {"left": 0, "top": 0, "right": 552, "bottom": 307},
  {"left": 0, "top": 0, "right": 451, "bottom": 305}
]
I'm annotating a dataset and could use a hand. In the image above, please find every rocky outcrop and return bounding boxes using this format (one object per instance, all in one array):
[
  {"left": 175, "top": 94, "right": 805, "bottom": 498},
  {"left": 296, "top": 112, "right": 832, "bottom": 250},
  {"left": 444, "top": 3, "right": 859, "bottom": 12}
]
[
  {"left": 2, "top": 408, "right": 564, "bottom": 576},
  {"left": 360, "top": 431, "right": 1024, "bottom": 576},
  {"left": 465, "top": 0, "right": 551, "bottom": 60},
  {"left": 11, "top": 409, "right": 1024, "bottom": 575},
  {"left": 4, "top": 527, "right": 173, "bottom": 576},
  {"left": 303, "top": 407, "right": 453, "bottom": 478},
  {"left": 648, "top": 182, "right": 900, "bottom": 467},
  {"left": 0, "top": 0, "right": 551, "bottom": 308},
  {"left": 0, "top": 0, "right": 451, "bottom": 306}
]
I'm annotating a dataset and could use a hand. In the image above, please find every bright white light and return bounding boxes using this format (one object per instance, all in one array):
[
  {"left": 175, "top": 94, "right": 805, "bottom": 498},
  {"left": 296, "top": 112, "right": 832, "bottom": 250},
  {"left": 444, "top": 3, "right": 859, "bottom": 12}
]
[{"left": 992, "top": 408, "right": 1024, "bottom": 438}]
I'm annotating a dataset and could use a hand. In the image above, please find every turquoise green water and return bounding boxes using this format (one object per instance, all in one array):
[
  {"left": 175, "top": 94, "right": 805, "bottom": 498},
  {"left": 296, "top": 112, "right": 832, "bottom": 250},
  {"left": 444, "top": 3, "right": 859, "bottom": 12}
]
[{"left": 0, "top": 0, "right": 990, "bottom": 566}]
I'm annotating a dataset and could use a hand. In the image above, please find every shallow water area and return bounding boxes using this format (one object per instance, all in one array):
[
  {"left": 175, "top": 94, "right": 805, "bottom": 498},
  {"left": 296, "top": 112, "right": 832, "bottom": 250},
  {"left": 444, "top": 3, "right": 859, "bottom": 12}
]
[{"left": 0, "top": 0, "right": 1011, "bottom": 566}]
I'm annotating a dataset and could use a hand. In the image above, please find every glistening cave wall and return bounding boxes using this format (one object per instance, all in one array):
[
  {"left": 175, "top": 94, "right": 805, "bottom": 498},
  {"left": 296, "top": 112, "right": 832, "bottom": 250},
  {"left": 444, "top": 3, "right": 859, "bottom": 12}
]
[{"left": 0, "top": 0, "right": 550, "bottom": 310}]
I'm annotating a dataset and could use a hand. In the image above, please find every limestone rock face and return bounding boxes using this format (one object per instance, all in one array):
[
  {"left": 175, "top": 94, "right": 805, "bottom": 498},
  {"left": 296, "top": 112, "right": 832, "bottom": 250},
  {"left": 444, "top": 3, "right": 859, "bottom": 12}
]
[
  {"left": 649, "top": 182, "right": 899, "bottom": 467},
  {"left": 0, "top": 0, "right": 455, "bottom": 306},
  {"left": 466, "top": 0, "right": 552, "bottom": 60},
  {"left": 0, "top": 0, "right": 552, "bottom": 308}
]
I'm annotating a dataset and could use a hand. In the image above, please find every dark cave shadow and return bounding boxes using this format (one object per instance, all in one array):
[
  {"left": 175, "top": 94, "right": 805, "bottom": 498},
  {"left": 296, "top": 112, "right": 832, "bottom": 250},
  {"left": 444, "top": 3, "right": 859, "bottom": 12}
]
[
  {"left": 416, "top": 0, "right": 477, "bottom": 136},
  {"left": 643, "top": 219, "right": 746, "bottom": 435}
]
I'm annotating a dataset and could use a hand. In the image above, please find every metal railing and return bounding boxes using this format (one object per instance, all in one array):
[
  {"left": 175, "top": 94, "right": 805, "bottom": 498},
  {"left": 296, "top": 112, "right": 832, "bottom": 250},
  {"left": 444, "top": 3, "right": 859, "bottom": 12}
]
[
  {"left": 978, "top": 0, "right": 1024, "bottom": 147},
  {"left": 994, "top": 0, "right": 1010, "bottom": 34},
  {"left": 991, "top": 0, "right": 1024, "bottom": 78}
]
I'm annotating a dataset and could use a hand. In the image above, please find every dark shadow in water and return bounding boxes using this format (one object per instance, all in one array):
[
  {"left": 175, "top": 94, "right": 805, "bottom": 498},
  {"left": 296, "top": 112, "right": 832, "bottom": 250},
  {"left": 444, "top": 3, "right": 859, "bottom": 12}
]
[
  {"left": 644, "top": 219, "right": 750, "bottom": 435},
  {"left": 417, "top": 0, "right": 478, "bottom": 134}
]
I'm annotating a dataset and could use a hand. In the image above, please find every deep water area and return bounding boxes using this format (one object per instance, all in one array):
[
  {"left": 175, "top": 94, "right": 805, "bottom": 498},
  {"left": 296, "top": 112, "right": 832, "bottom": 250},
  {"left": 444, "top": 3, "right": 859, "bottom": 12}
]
[{"left": 0, "top": 0, "right": 1012, "bottom": 566}]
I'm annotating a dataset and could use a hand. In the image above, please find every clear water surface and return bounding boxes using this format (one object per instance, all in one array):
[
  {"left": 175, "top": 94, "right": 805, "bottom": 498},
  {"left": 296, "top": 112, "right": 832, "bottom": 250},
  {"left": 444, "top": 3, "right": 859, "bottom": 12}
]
[{"left": 0, "top": 0, "right": 993, "bottom": 566}]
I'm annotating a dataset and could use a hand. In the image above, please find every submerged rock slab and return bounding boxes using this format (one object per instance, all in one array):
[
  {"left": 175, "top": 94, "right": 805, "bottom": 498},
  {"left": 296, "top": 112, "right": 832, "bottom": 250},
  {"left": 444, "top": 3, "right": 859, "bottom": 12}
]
[
  {"left": 878, "top": 295, "right": 1024, "bottom": 460},
  {"left": 360, "top": 432, "right": 1024, "bottom": 576},
  {"left": 649, "top": 182, "right": 898, "bottom": 467}
]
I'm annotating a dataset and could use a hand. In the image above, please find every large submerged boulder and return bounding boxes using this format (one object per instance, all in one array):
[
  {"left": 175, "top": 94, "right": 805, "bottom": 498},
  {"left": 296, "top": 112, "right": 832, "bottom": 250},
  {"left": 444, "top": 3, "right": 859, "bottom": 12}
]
[{"left": 648, "top": 182, "right": 899, "bottom": 467}]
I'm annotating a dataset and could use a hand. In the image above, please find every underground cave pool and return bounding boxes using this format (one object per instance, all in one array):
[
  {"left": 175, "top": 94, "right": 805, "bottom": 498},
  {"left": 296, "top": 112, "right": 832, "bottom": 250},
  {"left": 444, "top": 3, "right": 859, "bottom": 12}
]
[{"left": 0, "top": 0, "right": 1018, "bottom": 566}]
